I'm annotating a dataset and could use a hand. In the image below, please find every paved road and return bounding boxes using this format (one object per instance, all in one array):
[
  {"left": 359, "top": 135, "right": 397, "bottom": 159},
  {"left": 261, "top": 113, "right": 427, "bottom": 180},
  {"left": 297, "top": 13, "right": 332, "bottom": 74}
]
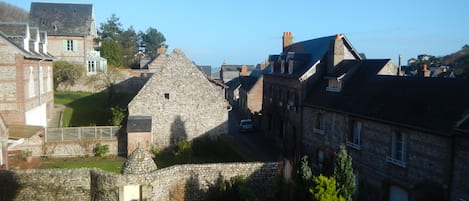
[{"left": 227, "top": 106, "right": 282, "bottom": 162}]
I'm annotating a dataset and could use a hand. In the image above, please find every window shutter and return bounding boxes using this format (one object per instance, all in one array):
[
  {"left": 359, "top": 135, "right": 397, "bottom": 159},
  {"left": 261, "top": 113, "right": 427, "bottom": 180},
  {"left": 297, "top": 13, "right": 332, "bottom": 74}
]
[
  {"left": 72, "top": 40, "right": 77, "bottom": 52},
  {"left": 63, "top": 40, "right": 67, "bottom": 51}
]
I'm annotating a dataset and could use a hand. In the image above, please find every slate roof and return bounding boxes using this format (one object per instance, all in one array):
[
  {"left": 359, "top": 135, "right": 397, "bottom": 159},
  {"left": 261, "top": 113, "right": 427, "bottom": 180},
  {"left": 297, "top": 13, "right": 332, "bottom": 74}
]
[
  {"left": 0, "top": 23, "right": 53, "bottom": 60},
  {"left": 264, "top": 35, "right": 362, "bottom": 79},
  {"left": 221, "top": 65, "right": 255, "bottom": 71},
  {"left": 304, "top": 59, "right": 469, "bottom": 135},
  {"left": 29, "top": 2, "right": 94, "bottom": 36}
]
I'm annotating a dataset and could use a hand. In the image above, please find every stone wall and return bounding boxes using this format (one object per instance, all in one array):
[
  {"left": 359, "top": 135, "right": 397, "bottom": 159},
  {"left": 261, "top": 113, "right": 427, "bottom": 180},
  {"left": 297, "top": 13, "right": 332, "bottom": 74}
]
[
  {"left": 302, "top": 107, "right": 455, "bottom": 200},
  {"left": 0, "top": 168, "right": 92, "bottom": 201},
  {"left": 128, "top": 49, "right": 228, "bottom": 149},
  {"left": 43, "top": 140, "right": 119, "bottom": 157},
  {"left": 0, "top": 162, "right": 281, "bottom": 201}
]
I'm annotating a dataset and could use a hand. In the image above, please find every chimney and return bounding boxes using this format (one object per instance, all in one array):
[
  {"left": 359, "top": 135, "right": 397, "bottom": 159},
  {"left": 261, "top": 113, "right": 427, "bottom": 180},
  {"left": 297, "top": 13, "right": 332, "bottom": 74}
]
[
  {"left": 240, "top": 65, "right": 248, "bottom": 76},
  {"left": 327, "top": 34, "right": 345, "bottom": 74},
  {"left": 422, "top": 64, "right": 431, "bottom": 77},
  {"left": 282, "top": 32, "right": 293, "bottom": 51},
  {"left": 156, "top": 45, "right": 167, "bottom": 55}
]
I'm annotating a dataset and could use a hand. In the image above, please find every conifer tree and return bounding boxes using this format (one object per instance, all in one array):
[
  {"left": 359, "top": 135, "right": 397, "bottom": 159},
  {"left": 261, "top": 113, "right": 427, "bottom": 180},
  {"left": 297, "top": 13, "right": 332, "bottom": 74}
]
[{"left": 333, "top": 145, "right": 356, "bottom": 201}]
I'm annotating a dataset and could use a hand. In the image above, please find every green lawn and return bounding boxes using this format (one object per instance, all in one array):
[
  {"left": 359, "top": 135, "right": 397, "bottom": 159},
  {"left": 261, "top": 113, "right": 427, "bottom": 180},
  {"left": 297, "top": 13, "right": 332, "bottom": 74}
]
[
  {"left": 39, "top": 156, "right": 126, "bottom": 174},
  {"left": 55, "top": 91, "right": 135, "bottom": 127}
]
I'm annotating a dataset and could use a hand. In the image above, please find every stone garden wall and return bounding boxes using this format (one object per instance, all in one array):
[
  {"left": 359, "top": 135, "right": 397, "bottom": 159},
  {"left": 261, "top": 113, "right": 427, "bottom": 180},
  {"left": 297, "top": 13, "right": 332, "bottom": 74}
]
[{"left": 0, "top": 162, "right": 282, "bottom": 201}]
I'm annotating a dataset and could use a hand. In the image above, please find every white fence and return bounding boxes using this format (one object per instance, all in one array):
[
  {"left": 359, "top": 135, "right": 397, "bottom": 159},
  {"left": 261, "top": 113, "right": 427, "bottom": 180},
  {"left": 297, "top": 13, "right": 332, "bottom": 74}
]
[{"left": 45, "top": 126, "right": 120, "bottom": 142}]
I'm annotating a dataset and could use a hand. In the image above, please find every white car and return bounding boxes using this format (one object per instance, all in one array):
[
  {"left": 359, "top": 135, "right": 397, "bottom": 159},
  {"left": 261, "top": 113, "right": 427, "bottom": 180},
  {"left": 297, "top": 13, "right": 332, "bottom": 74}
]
[{"left": 239, "top": 119, "right": 254, "bottom": 132}]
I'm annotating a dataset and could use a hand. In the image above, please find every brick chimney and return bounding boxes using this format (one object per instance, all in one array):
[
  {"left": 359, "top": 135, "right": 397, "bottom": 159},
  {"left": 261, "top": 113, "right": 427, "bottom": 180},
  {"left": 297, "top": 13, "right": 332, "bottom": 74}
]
[
  {"left": 327, "top": 34, "right": 345, "bottom": 74},
  {"left": 421, "top": 64, "right": 431, "bottom": 77},
  {"left": 156, "top": 45, "right": 167, "bottom": 55},
  {"left": 240, "top": 65, "right": 248, "bottom": 76},
  {"left": 282, "top": 32, "right": 293, "bottom": 51}
]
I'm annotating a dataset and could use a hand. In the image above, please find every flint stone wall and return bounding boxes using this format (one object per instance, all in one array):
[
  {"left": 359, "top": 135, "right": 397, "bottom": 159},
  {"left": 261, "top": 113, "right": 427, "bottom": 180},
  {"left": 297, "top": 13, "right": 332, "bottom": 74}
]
[{"left": 0, "top": 162, "right": 281, "bottom": 201}]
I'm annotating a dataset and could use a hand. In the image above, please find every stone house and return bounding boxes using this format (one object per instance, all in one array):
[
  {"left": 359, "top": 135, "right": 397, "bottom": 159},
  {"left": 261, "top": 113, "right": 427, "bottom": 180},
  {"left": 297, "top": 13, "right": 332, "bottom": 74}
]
[
  {"left": 127, "top": 49, "right": 228, "bottom": 150},
  {"left": 0, "top": 115, "right": 7, "bottom": 170},
  {"left": 219, "top": 64, "right": 254, "bottom": 83},
  {"left": 147, "top": 45, "right": 169, "bottom": 73},
  {"left": 238, "top": 68, "right": 264, "bottom": 128},
  {"left": 0, "top": 23, "right": 54, "bottom": 127},
  {"left": 29, "top": 2, "right": 107, "bottom": 75},
  {"left": 302, "top": 64, "right": 469, "bottom": 201},
  {"left": 261, "top": 32, "right": 366, "bottom": 164}
]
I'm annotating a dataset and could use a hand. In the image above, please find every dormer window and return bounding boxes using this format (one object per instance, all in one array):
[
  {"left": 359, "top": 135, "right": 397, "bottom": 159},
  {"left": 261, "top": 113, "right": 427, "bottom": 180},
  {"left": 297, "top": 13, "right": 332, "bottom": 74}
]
[
  {"left": 280, "top": 60, "right": 285, "bottom": 73},
  {"left": 288, "top": 59, "right": 294, "bottom": 74},
  {"left": 326, "top": 79, "right": 342, "bottom": 92}
]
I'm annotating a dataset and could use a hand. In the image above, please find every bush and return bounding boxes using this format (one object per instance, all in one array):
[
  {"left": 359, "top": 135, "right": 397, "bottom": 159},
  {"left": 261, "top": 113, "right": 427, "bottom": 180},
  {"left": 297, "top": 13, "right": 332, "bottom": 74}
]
[
  {"left": 310, "top": 175, "right": 345, "bottom": 201},
  {"left": 211, "top": 175, "right": 262, "bottom": 201},
  {"left": 53, "top": 61, "right": 84, "bottom": 90},
  {"left": 110, "top": 106, "right": 126, "bottom": 126},
  {"left": 93, "top": 143, "right": 109, "bottom": 157},
  {"left": 172, "top": 139, "right": 191, "bottom": 157}
]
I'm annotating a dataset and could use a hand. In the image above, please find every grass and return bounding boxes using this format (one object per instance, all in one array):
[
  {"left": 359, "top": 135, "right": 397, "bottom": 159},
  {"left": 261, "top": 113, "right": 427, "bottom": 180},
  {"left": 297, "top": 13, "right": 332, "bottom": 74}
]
[
  {"left": 154, "top": 135, "right": 246, "bottom": 168},
  {"left": 39, "top": 156, "right": 126, "bottom": 174},
  {"left": 55, "top": 91, "right": 135, "bottom": 127}
]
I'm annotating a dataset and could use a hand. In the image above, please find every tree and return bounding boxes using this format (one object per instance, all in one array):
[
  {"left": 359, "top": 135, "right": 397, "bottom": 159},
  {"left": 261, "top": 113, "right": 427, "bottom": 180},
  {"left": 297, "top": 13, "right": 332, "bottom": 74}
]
[
  {"left": 99, "top": 14, "right": 123, "bottom": 41},
  {"left": 101, "top": 39, "right": 124, "bottom": 67},
  {"left": 310, "top": 175, "right": 345, "bottom": 201},
  {"left": 53, "top": 61, "right": 84, "bottom": 91},
  {"left": 333, "top": 145, "right": 356, "bottom": 201},
  {"left": 139, "top": 27, "right": 166, "bottom": 57},
  {"left": 118, "top": 26, "right": 139, "bottom": 67}
]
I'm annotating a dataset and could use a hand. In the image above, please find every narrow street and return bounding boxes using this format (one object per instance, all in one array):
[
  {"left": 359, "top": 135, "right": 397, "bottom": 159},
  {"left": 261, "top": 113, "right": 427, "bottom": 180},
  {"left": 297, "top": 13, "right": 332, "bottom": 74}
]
[{"left": 227, "top": 106, "right": 282, "bottom": 162}]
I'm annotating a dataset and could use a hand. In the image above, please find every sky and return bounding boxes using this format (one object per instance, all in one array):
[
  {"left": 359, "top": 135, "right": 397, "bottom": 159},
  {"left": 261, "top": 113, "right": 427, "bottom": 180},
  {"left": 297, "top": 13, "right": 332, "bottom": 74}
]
[{"left": 4, "top": 0, "right": 469, "bottom": 69}]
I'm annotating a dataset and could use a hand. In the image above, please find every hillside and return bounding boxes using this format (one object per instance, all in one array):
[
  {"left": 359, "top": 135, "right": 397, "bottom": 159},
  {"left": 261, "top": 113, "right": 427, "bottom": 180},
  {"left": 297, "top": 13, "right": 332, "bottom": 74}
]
[
  {"left": 441, "top": 45, "right": 469, "bottom": 77},
  {"left": 0, "top": 1, "right": 28, "bottom": 23}
]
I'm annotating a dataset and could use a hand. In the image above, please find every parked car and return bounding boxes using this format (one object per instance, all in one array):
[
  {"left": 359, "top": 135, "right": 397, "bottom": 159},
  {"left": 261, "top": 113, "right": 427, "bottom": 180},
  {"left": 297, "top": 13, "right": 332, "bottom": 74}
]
[{"left": 239, "top": 119, "right": 254, "bottom": 132}]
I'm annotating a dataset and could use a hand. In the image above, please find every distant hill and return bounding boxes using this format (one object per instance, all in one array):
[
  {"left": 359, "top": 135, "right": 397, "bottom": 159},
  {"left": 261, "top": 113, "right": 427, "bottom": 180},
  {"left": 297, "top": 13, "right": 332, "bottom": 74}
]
[
  {"left": 0, "top": 1, "right": 28, "bottom": 23},
  {"left": 441, "top": 45, "right": 469, "bottom": 77}
]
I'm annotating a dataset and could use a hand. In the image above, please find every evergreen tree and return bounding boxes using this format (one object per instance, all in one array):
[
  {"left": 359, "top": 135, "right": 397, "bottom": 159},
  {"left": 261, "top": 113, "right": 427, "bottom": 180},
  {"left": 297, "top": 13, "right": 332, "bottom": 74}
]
[
  {"left": 118, "top": 26, "right": 139, "bottom": 67},
  {"left": 101, "top": 39, "right": 124, "bottom": 67},
  {"left": 333, "top": 145, "right": 356, "bottom": 201},
  {"left": 139, "top": 27, "right": 166, "bottom": 57},
  {"left": 99, "top": 14, "right": 123, "bottom": 41}
]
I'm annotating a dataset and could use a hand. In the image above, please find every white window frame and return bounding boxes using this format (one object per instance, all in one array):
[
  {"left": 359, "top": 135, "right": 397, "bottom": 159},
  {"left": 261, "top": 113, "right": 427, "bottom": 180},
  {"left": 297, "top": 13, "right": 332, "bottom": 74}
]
[
  {"left": 347, "top": 121, "right": 361, "bottom": 150},
  {"left": 386, "top": 131, "right": 407, "bottom": 167},
  {"left": 87, "top": 60, "right": 97, "bottom": 74},
  {"left": 65, "top": 40, "right": 77, "bottom": 52}
]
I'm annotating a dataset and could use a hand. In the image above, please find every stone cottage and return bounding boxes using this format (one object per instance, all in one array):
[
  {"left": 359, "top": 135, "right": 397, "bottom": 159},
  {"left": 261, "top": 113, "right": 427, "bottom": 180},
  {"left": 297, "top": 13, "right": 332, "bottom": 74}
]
[
  {"left": 127, "top": 49, "right": 228, "bottom": 150},
  {"left": 29, "top": 2, "right": 107, "bottom": 75}
]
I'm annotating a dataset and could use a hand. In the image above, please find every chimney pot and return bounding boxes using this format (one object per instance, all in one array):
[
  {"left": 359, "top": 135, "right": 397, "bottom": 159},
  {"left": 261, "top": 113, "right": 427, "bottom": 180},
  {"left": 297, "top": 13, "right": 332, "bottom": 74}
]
[{"left": 282, "top": 32, "right": 293, "bottom": 51}]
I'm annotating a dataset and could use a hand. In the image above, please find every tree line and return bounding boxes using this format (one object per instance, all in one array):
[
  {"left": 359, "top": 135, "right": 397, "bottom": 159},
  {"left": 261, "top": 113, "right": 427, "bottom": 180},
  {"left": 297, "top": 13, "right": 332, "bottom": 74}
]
[{"left": 98, "top": 14, "right": 166, "bottom": 68}]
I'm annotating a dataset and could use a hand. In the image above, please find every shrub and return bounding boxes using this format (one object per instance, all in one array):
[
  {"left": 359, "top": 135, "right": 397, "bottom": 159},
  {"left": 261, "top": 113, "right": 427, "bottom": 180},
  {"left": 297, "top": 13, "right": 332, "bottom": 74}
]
[
  {"left": 172, "top": 139, "right": 191, "bottom": 157},
  {"left": 93, "top": 143, "right": 109, "bottom": 157},
  {"left": 53, "top": 61, "right": 84, "bottom": 90},
  {"left": 110, "top": 106, "right": 126, "bottom": 126},
  {"left": 310, "top": 175, "right": 345, "bottom": 201}
]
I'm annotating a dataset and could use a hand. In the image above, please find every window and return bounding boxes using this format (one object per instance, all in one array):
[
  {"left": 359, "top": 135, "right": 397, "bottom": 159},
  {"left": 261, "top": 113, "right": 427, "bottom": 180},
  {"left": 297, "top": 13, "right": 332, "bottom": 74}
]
[
  {"left": 326, "top": 79, "right": 342, "bottom": 92},
  {"left": 317, "top": 150, "right": 324, "bottom": 171},
  {"left": 64, "top": 40, "right": 76, "bottom": 51},
  {"left": 164, "top": 93, "right": 170, "bottom": 99},
  {"left": 288, "top": 59, "right": 294, "bottom": 74},
  {"left": 28, "top": 67, "right": 35, "bottom": 98},
  {"left": 347, "top": 121, "right": 361, "bottom": 149},
  {"left": 387, "top": 131, "right": 407, "bottom": 167},
  {"left": 313, "top": 113, "right": 325, "bottom": 135},
  {"left": 87, "top": 61, "right": 96, "bottom": 74}
]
